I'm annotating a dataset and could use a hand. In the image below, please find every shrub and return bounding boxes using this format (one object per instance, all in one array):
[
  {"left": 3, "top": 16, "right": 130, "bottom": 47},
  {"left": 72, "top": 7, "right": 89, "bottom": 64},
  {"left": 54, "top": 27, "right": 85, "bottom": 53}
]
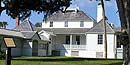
[
  {"left": 0, "top": 44, "right": 5, "bottom": 60},
  {"left": 0, "top": 51, "right": 5, "bottom": 59}
]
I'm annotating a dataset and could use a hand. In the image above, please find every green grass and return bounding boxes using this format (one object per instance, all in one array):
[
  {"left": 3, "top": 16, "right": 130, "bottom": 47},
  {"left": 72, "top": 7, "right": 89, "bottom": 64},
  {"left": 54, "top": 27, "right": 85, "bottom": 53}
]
[{"left": 0, "top": 56, "right": 123, "bottom": 65}]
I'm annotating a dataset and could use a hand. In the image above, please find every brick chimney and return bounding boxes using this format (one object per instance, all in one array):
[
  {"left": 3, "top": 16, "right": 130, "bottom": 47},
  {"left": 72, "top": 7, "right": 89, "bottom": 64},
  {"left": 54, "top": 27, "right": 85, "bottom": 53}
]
[{"left": 16, "top": 15, "right": 19, "bottom": 27}]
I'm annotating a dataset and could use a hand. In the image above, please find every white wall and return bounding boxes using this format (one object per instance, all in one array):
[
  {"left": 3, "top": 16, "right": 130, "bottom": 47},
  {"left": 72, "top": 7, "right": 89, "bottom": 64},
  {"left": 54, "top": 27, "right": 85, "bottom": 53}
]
[
  {"left": 86, "top": 34, "right": 97, "bottom": 58},
  {"left": 42, "top": 21, "right": 93, "bottom": 28},
  {"left": 22, "top": 40, "right": 32, "bottom": 56},
  {"left": 11, "top": 38, "right": 23, "bottom": 56},
  {"left": 107, "top": 34, "right": 115, "bottom": 58},
  {"left": 86, "top": 34, "right": 116, "bottom": 59}
]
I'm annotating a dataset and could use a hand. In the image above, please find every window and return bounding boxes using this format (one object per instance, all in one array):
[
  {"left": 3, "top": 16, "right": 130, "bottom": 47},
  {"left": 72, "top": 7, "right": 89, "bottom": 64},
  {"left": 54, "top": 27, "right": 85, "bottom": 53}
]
[
  {"left": 65, "top": 21, "right": 68, "bottom": 27},
  {"left": 76, "top": 35, "right": 80, "bottom": 45},
  {"left": 66, "top": 35, "right": 70, "bottom": 44},
  {"left": 98, "top": 34, "right": 103, "bottom": 44},
  {"left": 50, "top": 21, "right": 53, "bottom": 27},
  {"left": 80, "top": 21, "right": 84, "bottom": 27}
]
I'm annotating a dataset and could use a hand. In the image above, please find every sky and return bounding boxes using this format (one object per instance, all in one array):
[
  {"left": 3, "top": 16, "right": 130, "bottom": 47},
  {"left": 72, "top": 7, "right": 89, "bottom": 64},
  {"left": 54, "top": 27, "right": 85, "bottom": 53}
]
[{"left": 0, "top": 0, "right": 120, "bottom": 29}]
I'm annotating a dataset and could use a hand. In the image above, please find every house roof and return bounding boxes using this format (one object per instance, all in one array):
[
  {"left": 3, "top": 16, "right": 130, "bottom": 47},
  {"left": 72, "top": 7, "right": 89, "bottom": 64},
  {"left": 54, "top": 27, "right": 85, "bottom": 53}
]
[
  {"left": 0, "top": 29, "right": 24, "bottom": 38},
  {"left": 21, "top": 31, "right": 37, "bottom": 39},
  {"left": 13, "top": 19, "right": 40, "bottom": 39},
  {"left": 0, "top": 19, "right": 50, "bottom": 41},
  {"left": 87, "top": 20, "right": 115, "bottom": 33},
  {"left": 45, "top": 11, "right": 96, "bottom": 22},
  {"left": 42, "top": 28, "right": 89, "bottom": 34},
  {"left": 14, "top": 19, "right": 36, "bottom": 31}
]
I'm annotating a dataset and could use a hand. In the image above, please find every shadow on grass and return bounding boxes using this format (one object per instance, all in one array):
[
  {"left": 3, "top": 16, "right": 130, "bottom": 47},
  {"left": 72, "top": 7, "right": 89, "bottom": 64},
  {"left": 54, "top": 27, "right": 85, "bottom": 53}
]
[
  {"left": 13, "top": 57, "right": 87, "bottom": 62},
  {"left": 102, "top": 62, "right": 123, "bottom": 65},
  {"left": 12, "top": 57, "right": 123, "bottom": 62}
]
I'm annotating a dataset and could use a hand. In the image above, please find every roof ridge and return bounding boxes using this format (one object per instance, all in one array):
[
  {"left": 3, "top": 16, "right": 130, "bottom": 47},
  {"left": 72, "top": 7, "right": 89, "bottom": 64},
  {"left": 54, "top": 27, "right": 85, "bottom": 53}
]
[
  {"left": 87, "top": 20, "right": 102, "bottom": 32},
  {"left": 106, "top": 22, "right": 115, "bottom": 33},
  {"left": 83, "top": 11, "right": 96, "bottom": 22},
  {"left": 45, "top": 10, "right": 96, "bottom": 22},
  {"left": 27, "top": 20, "right": 34, "bottom": 31}
]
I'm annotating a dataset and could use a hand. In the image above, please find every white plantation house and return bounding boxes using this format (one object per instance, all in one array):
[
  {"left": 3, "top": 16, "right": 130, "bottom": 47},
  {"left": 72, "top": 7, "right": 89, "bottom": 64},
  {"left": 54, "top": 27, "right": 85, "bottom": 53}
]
[
  {"left": 40, "top": 4, "right": 123, "bottom": 59},
  {"left": 0, "top": 3, "right": 123, "bottom": 59}
]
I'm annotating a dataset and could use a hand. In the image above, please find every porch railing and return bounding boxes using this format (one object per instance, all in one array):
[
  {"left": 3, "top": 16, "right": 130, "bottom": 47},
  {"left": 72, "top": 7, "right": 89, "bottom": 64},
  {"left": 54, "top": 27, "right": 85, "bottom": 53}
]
[{"left": 55, "top": 44, "right": 86, "bottom": 50}]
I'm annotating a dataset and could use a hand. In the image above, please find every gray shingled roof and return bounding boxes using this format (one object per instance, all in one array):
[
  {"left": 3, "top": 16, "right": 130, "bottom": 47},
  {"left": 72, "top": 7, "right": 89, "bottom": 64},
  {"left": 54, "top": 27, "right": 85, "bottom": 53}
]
[
  {"left": 13, "top": 20, "right": 48, "bottom": 41},
  {"left": 21, "top": 31, "right": 37, "bottom": 39},
  {"left": 14, "top": 20, "right": 36, "bottom": 31},
  {"left": 0, "top": 29, "right": 24, "bottom": 38},
  {"left": 87, "top": 20, "right": 115, "bottom": 33},
  {"left": 42, "top": 28, "right": 89, "bottom": 34},
  {"left": 46, "top": 11, "right": 96, "bottom": 22},
  {"left": 13, "top": 19, "right": 40, "bottom": 39}
]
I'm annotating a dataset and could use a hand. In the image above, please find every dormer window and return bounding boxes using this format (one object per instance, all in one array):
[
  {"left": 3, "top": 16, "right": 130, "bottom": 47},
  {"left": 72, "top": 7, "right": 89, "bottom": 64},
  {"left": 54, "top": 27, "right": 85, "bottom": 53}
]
[
  {"left": 65, "top": 21, "right": 68, "bottom": 27},
  {"left": 50, "top": 21, "right": 53, "bottom": 27},
  {"left": 80, "top": 21, "right": 84, "bottom": 27}
]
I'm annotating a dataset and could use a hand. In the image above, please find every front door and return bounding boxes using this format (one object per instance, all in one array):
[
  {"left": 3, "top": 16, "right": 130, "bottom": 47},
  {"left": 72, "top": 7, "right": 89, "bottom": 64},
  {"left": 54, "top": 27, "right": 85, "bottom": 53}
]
[{"left": 32, "top": 40, "right": 38, "bottom": 56}]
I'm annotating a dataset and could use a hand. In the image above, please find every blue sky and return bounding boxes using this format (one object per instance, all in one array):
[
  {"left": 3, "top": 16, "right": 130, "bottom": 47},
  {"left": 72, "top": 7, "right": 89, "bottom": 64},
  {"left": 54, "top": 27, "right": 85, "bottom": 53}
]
[{"left": 0, "top": 0, "right": 120, "bottom": 29}]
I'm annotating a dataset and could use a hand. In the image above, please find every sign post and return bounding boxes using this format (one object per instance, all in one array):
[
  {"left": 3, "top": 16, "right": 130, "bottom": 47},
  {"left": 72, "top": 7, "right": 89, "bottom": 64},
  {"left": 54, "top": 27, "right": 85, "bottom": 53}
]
[
  {"left": 6, "top": 48, "right": 11, "bottom": 65},
  {"left": 4, "top": 38, "right": 16, "bottom": 65}
]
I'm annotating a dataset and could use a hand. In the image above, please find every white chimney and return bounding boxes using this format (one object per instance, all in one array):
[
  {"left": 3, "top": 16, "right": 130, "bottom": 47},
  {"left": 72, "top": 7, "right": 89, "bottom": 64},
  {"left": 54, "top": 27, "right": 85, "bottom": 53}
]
[{"left": 97, "top": 3, "right": 103, "bottom": 22}]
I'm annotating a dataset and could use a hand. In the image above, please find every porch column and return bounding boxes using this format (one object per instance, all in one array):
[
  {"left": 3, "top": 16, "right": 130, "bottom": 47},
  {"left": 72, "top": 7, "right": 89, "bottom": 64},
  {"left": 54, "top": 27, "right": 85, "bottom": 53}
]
[
  {"left": 48, "top": 42, "right": 52, "bottom": 56},
  {"left": 48, "top": 37, "right": 52, "bottom": 56},
  {"left": 29, "top": 41, "right": 32, "bottom": 56},
  {"left": 70, "top": 34, "right": 73, "bottom": 56},
  {"left": 85, "top": 34, "right": 87, "bottom": 50}
]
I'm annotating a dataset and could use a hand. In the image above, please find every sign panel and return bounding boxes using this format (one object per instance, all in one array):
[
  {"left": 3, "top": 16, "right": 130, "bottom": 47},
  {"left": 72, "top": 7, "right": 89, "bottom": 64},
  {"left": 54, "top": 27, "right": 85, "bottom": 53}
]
[{"left": 4, "top": 38, "right": 16, "bottom": 48}]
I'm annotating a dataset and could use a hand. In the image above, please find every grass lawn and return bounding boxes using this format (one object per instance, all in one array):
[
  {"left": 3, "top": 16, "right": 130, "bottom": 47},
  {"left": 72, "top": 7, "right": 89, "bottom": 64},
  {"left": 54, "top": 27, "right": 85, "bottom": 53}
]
[{"left": 0, "top": 56, "right": 123, "bottom": 65}]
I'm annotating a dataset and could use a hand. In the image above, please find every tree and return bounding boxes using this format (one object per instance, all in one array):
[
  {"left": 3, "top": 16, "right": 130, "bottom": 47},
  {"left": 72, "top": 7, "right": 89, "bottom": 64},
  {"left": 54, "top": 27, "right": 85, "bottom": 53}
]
[
  {"left": 116, "top": 0, "right": 130, "bottom": 65},
  {"left": 0, "top": 21, "right": 8, "bottom": 28},
  {"left": 0, "top": 22, "right": 3, "bottom": 28},
  {"left": 2, "top": 21, "right": 8, "bottom": 28},
  {"left": 0, "top": 0, "right": 72, "bottom": 20},
  {"left": 0, "top": 37, "right": 5, "bottom": 60}
]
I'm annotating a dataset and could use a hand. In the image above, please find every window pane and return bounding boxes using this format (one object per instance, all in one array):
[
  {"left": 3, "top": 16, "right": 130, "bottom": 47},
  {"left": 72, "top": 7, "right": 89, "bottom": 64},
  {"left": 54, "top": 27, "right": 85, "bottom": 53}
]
[
  {"left": 66, "top": 35, "right": 70, "bottom": 44},
  {"left": 76, "top": 35, "right": 80, "bottom": 45},
  {"left": 80, "top": 21, "right": 84, "bottom": 27},
  {"left": 65, "top": 21, "right": 68, "bottom": 27},
  {"left": 50, "top": 21, "right": 53, "bottom": 27}
]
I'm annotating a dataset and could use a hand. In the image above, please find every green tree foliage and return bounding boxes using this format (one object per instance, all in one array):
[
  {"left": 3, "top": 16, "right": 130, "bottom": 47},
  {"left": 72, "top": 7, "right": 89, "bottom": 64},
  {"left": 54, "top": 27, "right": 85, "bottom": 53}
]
[
  {"left": 0, "top": 0, "right": 71, "bottom": 20},
  {"left": 0, "top": 21, "right": 8, "bottom": 28},
  {"left": 0, "top": 45, "right": 5, "bottom": 60},
  {"left": 0, "top": 37, "right": 5, "bottom": 60}
]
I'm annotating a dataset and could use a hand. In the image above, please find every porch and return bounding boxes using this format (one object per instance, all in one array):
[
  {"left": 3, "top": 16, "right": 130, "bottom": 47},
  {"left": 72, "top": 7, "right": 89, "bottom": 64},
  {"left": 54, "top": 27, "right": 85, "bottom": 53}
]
[{"left": 52, "top": 34, "right": 86, "bottom": 50}]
